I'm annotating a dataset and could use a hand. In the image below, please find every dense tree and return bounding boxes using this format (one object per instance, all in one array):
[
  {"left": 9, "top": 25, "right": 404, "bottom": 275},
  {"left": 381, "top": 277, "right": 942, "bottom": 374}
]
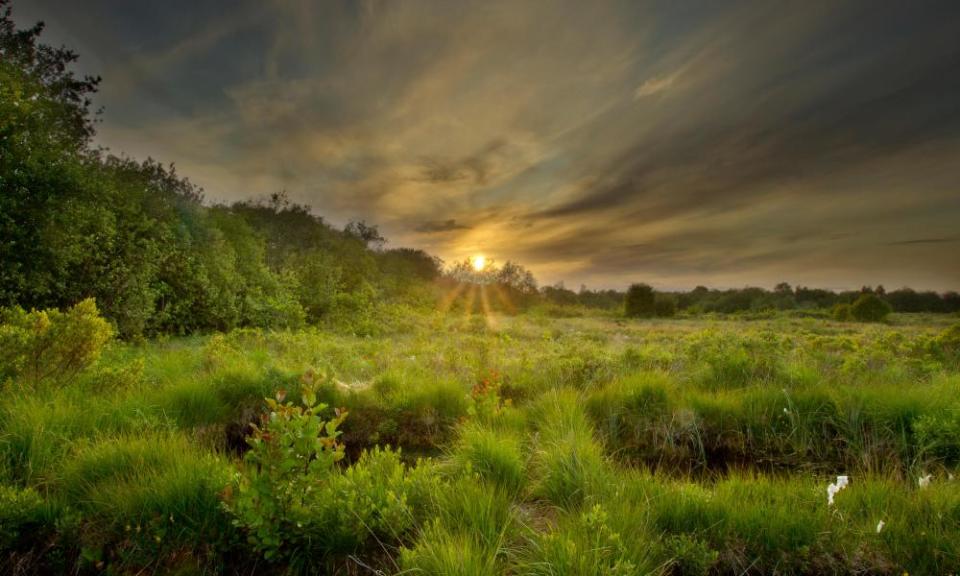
[{"left": 625, "top": 283, "right": 656, "bottom": 318}]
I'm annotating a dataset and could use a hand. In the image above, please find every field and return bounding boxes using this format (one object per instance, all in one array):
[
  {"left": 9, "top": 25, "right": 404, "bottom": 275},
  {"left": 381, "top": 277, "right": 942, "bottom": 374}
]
[{"left": 2, "top": 310, "right": 960, "bottom": 575}]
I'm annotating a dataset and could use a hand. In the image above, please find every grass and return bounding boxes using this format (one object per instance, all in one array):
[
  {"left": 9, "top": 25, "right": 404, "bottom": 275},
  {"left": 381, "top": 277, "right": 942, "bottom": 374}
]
[{"left": 1, "top": 312, "right": 959, "bottom": 573}]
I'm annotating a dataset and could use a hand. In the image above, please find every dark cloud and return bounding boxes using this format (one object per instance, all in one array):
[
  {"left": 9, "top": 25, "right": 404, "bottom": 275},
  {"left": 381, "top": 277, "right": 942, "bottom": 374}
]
[
  {"left": 415, "top": 219, "right": 472, "bottom": 233},
  {"left": 887, "top": 237, "right": 959, "bottom": 246}
]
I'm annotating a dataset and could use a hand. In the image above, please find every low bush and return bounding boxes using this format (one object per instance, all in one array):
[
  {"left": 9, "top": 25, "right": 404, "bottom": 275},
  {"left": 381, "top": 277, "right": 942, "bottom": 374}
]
[
  {"left": 832, "top": 303, "right": 852, "bottom": 321},
  {"left": 0, "top": 298, "right": 114, "bottom": 386},
  {"left": 225, "top": 375, "right": 435, "bottom": 569},
  {"left": 850, "top": 294, "right": 892, "bottom": 323}
]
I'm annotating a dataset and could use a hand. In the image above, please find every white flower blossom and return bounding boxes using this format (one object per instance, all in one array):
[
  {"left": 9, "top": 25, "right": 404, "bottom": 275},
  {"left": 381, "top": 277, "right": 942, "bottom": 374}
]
[{"left": 827, "top": 475, "right": 849, "bottom": 506}]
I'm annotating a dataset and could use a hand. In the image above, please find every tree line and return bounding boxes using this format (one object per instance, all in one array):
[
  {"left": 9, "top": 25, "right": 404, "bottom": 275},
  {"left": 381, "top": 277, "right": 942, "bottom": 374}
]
[{"left": 0, "top": 5, "right": 439, "bottom": 338}]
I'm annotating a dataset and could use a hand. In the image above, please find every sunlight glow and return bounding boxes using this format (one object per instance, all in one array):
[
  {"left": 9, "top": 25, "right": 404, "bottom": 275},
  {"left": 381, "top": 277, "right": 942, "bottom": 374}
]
[{"left": 471, "top": 254, "right": 487, "bottom": 271}]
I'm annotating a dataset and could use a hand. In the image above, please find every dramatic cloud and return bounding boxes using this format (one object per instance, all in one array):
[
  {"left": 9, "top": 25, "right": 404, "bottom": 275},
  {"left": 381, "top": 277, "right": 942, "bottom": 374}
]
[
  {"left": 14, "top": 0, "right": 960, "bottom": 290},
  {"left": 416, "top": 219, "right": 472, "bottom": 234}
]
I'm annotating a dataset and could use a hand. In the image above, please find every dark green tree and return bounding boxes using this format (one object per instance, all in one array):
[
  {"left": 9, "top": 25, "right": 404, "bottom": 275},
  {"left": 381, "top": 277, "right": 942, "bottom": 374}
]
[{"left": 625, "top": 283, "right": 656, "bottom": 318}]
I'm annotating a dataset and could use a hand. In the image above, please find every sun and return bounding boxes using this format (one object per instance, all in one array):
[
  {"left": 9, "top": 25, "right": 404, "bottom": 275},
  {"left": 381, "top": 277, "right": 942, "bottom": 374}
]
[{"left": 471, "top": 254, "right": 487, "bottom": 272}]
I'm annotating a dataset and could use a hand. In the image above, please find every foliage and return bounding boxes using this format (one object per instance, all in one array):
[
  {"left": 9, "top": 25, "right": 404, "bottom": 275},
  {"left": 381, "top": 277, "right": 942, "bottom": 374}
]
[
  {"left": 225, "top": 371, "right": 348, "bottom": 561},
  {"left": 832, "top": 302, "right": 852, "bottom": 321},
  {"left": 624, "top": 283, "right": 656, "bottom": 318},
  {"left": 0, "top": 298, "right": 113, "bottom": 386},
  {"left": 654, "top": 294, "right": 677, "bottom": 318},
  {"left": 851, "top": 293, "right": 893, "bottom": 323},
  {"left": 0, "top": 484, "right": 45, "bottom": 550}
]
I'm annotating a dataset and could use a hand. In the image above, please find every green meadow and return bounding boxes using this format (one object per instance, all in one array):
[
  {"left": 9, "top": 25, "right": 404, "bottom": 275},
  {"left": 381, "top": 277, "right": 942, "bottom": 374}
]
[{"left": 2, "top": 307, "right": 959, "bottom": 575}]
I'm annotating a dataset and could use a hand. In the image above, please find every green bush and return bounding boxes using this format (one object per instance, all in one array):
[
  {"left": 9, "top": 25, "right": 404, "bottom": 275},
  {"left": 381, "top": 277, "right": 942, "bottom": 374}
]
[
  {"left": 663, "top": 534, "right": 718, "bottom": 576},
  {"left": 850, "top": 293, "right": 892, "bottom": 322},
  {"left": 624, "top": 284, "right": 655, "bottom": 318},
  {"left": 831, "top": 303, "right": 852, "bottom": 321},
  {"left": 0, "top": 484, "right": 45, "bottom": 550},
  {"left": 225, "top": 381, "right": 348, "bottom": 561},
  {"left": 655, "top": 294, "right": 677, "bottom": 318},
  {"left": 226, "top": 373, "right": 431, "bottom": 566},
  {"left": 0, "top": 298, "right": 114, "bottom": 386},
  {"left": 937, "top": 323, "right": 960, "bottom": 355}
]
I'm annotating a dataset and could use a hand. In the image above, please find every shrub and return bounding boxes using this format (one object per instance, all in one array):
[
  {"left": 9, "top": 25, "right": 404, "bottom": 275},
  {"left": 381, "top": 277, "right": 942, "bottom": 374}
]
[
  {"left": 937, "top": 323, "right": 960, "bottom": 355},
  {"left": 624, "top": 284, "right": 655, "bottom": 318},
  {"left": 850, "top": 294, "right": 892, "bottom": 323},
  {"left": 663, "top": 534, "right": 718, "bottom": 576},
  {"left": 225, "top": 381, "right": 348, "bottom": 562},
  {"left": 832, "top": 303, "right": 852, "bottom": 321},
  {"left": 0, "top": 484, "right": 45, "bottom": 550},
  {"left": 655, "top": 294, "right": 677, "bottom": 318},
  {"left": 0, "top": 298, "right": 114, "bottom": 386},
  {"left": 225, "top": 372, "right": 431, "bottom": 566}
]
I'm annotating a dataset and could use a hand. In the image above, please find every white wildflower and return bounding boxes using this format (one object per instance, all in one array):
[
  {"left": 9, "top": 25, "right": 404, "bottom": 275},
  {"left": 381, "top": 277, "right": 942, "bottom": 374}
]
[
  {"left": 827, "top": 483, "right": 839, "bottom": 505},
  {"left": 827, "top": 475, "right": 849, "bottom": 506},
  {"left": 876, "top": 520, "right": 885, "bottom": 533},
  {"left": 918, "top": 474, "right": 932, "bottom": 488}
]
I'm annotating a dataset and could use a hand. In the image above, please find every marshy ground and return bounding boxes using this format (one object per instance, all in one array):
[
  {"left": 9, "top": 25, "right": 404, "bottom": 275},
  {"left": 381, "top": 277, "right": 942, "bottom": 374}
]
[{"left": 2, "top": 311, "right": 959, "bottom": 574}]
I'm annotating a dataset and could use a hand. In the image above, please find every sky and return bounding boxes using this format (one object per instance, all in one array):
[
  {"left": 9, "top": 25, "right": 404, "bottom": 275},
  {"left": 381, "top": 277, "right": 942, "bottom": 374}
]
[{"left": 12, "top": 0, "right": 960, "bottom": 291}]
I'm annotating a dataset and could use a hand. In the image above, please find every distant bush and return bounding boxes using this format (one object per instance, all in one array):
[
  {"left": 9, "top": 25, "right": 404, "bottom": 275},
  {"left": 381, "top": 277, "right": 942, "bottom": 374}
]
[
  {"left": 625, "top": 284, "right": 655, "bottom": 318},
  {"left": 654, "top": 294, "right": 677, "bottom": 318},
  {"left": 850, "top": 293, "right": 892, "bottom": 322},
  {"left": 0, "top": 298, "right": 114, "bottom": 386},
  {"left": 831, "top": 303, "right": 852, "bottom": 321}
]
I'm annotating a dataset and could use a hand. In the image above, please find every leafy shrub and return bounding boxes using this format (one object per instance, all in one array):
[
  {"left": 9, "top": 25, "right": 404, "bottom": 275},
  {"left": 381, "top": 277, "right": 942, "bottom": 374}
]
[
  {"left": 323, "top": 446, "right": 426, "bottom": 550},
  {"left": 0, "top": 298, "right": 113, "bottom": 386},
  {"left": 655, "top": 294, "right": 677, "bottom": 318},
  {"left": 850, "top": 294, "right": 892, "bottom": 323},
  {"left": 937, "top": 323, "right": 960, "bottom": 355},
  {"left": 226, "top": 372, "right": 430, "bottom": 566},
  {"left": 0, "top": 484, "right": 45, "bottom": 550},
  {"left": 663, "top": 534, "right": 718, "bottom": 576},
  {"left": 226, "top": 380, "right": 347, "bottom": 561},
  {"left": 624, "top": 284, "right": 655, "bottom": 318},
  {"left": 832, "top": 303, "right": 852, "bottom": 321}
]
